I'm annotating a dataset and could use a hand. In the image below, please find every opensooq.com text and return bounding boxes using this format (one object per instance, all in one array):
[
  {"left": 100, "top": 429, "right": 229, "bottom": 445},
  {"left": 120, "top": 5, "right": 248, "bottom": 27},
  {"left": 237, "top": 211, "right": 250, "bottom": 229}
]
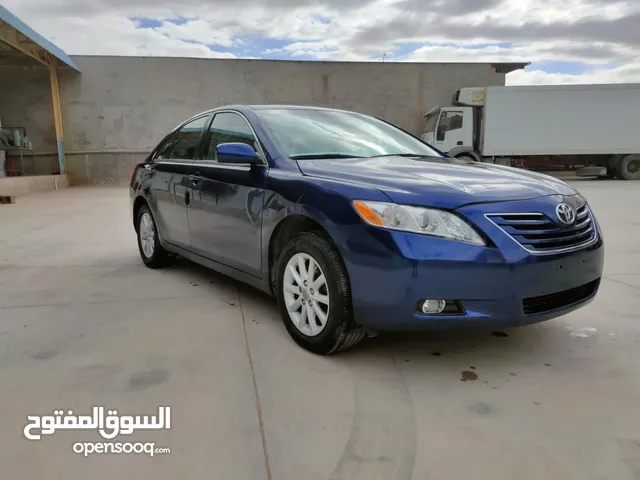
[{"left": 73, "top": 441, "right": 171, "bottom": 457}]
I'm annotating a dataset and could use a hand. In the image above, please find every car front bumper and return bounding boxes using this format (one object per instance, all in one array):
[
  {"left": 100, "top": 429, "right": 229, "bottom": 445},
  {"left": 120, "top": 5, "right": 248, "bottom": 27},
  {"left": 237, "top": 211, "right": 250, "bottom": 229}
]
[{"left": 338, "top": 201, "right": 604, "bottom": 331}]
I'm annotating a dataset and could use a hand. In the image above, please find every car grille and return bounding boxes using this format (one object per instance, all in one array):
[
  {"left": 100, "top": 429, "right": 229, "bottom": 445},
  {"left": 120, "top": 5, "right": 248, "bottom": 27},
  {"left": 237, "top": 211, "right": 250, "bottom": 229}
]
[
  {"left": 522, "top": 279, "right": 600, "bottom": 315},
  {"left": 486, "top": 203, "right": 596, "bottom": 254}
]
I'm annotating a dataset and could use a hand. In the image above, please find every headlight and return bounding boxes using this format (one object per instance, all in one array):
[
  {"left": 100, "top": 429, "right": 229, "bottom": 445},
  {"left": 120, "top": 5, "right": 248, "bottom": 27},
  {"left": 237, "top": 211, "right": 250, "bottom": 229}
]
[{"left": 352, "top": 200, "right": 486, "bottom": 246}]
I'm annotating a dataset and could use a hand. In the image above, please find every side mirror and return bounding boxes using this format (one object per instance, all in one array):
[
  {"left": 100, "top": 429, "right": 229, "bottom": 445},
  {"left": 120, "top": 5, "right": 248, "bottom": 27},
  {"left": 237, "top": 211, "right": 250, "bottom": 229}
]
[{"left": 217, "top": 143, "right": 260, "bottom": 164}]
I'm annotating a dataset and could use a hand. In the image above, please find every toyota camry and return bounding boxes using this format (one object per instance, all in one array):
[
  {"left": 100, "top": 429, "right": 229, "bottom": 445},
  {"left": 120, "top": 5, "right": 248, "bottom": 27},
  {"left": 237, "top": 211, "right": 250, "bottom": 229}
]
[{"left": 130, "top": 105, "right": 604, "bottom": 354}]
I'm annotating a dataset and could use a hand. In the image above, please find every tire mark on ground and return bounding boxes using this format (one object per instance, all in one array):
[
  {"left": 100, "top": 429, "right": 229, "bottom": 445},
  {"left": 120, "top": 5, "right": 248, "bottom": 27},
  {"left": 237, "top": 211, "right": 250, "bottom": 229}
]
[
  {"left": 330, "top": 354, "right": 416, "bottom": 480},
  {"left": 604, "top": 276, "right": 640, "bottom": 291}
]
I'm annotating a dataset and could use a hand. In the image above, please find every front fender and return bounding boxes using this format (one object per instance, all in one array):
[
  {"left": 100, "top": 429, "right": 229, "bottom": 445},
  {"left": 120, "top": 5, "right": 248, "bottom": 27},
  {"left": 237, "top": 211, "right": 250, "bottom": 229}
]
[{"left": 260, "top": 175, "right": 391, "bottom": 275}]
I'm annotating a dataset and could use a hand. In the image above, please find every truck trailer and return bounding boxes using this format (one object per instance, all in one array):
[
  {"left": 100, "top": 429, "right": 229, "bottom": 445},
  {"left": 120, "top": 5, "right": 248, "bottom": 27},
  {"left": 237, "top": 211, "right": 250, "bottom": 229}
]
[{"left": 421, "top": 83, "right": 640, "bottom": 180}]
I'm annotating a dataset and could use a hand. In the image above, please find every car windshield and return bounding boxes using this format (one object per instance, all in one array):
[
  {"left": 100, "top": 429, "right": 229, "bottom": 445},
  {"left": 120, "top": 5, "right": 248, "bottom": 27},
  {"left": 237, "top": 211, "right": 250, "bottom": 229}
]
[{"left": 254, "top": 108, "right": 443, "bottom": 159}]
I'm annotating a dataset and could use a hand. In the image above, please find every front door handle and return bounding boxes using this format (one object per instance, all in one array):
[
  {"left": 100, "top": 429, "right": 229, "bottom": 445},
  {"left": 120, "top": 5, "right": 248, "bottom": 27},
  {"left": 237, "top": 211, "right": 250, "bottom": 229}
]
[
  {"left": 456, "top": 141, "right": 463, "bottom": 145},
  {"left": 189, "top": 174, "right": 202, "bottom": 187}
]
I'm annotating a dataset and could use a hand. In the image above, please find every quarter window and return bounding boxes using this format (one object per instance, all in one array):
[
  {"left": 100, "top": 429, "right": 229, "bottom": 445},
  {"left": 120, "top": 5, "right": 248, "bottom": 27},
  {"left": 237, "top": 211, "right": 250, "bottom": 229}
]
[
  {"left": 162, "top": 115, "right": 209, "bottom": 160},
  {"left": 202, "top": 112, "right": 258, "bottom": 161}
]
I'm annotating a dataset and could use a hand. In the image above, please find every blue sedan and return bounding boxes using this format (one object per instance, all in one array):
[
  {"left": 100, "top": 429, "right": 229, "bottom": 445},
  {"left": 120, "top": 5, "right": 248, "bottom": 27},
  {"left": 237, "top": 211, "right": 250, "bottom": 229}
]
[{"left": 130, "top": 105, "right": 604, "bottom": 354}]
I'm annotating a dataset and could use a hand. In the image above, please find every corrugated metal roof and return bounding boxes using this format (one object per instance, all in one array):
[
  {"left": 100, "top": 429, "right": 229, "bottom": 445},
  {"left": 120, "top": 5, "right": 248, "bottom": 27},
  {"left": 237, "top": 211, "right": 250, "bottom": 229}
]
[{"left": 0, "top": 5, "right": 79, "bottom": 71}]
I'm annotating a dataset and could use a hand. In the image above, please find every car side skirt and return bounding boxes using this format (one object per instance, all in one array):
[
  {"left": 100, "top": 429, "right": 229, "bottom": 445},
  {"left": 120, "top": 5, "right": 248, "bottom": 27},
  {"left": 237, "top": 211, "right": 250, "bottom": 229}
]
[{"left": 160, "top": 237, "right": 273, "bottom": 296}]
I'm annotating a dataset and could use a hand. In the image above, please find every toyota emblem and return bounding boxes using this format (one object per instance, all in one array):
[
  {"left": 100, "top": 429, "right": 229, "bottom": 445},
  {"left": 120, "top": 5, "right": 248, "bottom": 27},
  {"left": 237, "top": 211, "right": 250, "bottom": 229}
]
[{"left": 555, "top": 203, "right": 576, "bottom": 225}]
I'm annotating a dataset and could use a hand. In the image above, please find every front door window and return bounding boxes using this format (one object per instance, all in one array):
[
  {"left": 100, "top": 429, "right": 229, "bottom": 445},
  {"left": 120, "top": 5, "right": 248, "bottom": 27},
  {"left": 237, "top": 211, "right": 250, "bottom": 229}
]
[{"left": 201, "top": 112, "right": 258, "bottom": 161}]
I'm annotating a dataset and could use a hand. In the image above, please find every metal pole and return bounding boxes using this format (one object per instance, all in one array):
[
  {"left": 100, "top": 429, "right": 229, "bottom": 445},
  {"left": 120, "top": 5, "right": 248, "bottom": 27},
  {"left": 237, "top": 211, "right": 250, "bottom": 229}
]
[{"left": 49, "top": 64, "right": 66, "bottom": 175}]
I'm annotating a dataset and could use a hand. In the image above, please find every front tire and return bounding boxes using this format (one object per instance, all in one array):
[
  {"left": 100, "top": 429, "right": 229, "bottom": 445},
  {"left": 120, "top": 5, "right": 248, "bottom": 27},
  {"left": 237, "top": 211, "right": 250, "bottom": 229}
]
[
  {"left": 136, "top": 204, "right": 170, "bottom": 269},
  {"left": 276, "top": 231, "right": 365, "bottom": 355}
]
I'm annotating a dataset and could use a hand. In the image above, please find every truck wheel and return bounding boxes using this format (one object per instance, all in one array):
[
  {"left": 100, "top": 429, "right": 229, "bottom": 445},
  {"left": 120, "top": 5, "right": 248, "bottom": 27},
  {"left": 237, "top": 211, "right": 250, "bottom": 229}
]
[
  {"left": 456, "top": 154, "right": 477, "bottom": 162},
  {"left": 618, "top": 155, "right": 640, "bottom": 181},
  {"left": 607, "top": 155, "right": 622, "bottom": 178},
  {"left": 276, "top": 231, "right": 366, "bottom": 355}
]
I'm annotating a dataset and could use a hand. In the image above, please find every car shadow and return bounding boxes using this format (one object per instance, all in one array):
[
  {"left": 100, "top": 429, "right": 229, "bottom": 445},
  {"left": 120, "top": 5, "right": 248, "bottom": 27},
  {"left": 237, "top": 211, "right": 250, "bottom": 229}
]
[{"left": 167, "top": 255, "right": 575, "bottom": 369}]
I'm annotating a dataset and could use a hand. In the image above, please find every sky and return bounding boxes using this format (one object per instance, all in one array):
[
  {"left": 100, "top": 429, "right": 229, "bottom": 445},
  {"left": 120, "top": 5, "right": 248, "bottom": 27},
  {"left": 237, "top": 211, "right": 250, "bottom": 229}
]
[{"left": 4, "top": 0, "right": 640, "bottom": 85}]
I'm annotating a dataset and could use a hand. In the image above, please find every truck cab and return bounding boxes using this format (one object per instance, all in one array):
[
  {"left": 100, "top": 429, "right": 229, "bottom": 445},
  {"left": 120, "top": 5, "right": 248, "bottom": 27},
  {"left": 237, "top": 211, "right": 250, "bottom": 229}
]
[
  {"left": 421, "top": 87, "right": 486, "bottom": 160},
  {"left": 422, "top": 106, "right": 474, "bottom": 153}
]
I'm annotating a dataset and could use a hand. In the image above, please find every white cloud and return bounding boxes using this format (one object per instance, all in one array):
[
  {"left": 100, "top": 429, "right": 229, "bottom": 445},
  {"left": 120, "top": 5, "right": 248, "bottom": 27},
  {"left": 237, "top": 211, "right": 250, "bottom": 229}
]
[
  {"left": 264, "top": 41, "right": 342, "bottom": 58},
  {"left": 404, "top": 41, "right": 635, "bottom": 65},
  {"left": 13, "top": 14, "right": 237, "bottom": 58},
  {"left": 153, "top": 20, "right": 236, "bottom": 48},
  {"left": 401, "top": 42, "right": 640, "bottom": 85},
  {"left": 508, "top": 60, "right": 640, "bottom": 85},
  {"left": 3, "top": 0, "right": 640, "bottom": 83},
  {"left": 473, "top": 0, "right": 632, "bottom": 25}
]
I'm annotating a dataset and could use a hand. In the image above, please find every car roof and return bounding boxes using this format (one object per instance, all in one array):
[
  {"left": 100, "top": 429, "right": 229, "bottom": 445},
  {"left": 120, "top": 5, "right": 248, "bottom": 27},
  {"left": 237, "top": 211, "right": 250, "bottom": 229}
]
[
  {"left": 174, "top": 104, "right": 366, "bottom": 131},
  {"left": 195, "top": 104, "right": 361, "bottom": 117},
  {"left": 248, "top": 105, "right": 352, "bottom": 112}
]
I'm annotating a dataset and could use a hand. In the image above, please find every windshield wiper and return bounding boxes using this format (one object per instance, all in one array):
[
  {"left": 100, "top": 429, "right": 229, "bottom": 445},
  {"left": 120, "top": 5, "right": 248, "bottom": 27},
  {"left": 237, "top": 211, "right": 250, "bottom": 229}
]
[
  {"left": 369, "top": 153, "right": 432, "bottom": 158},
  {"left": 289, "top": 153, "right": 367, "bottom": 160}
]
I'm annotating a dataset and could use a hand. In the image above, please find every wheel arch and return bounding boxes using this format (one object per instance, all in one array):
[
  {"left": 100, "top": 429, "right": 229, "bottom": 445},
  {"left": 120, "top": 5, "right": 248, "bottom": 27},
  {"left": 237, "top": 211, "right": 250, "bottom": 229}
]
[
  {"left": 132, "top": 196, "right": 149, "bottom": 230},
  {"left": 267, "top": 213, "right": 338, "bottom": 295},
  {"left": 447, "top": 146, "right": 483, "bottom": 162},
  {"left": 261, "top": 177, "right": 390, "bottom": 295}
]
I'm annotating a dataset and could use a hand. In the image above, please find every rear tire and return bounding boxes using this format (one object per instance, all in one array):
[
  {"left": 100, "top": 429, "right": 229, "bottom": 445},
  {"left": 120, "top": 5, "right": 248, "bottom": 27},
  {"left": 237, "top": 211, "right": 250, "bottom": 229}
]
[
  {"left": 276, "top": 231, "right": 365, "bottom": 355},
  {"left": 136, "top": 204, "right": 170, "bottom": 269},
  {"left": 618, "top": 154, "right": 640, "bottom": 181}
]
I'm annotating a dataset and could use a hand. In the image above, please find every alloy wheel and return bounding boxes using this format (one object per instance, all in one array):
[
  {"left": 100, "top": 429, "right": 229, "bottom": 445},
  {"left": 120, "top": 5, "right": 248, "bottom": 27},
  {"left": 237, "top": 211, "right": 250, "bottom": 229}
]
[
  {"left": 139, "top": 212, "right": 156, "bottom": 258},
  {"left": 283, "top": 253, "right": 331, "bottom": 337}
]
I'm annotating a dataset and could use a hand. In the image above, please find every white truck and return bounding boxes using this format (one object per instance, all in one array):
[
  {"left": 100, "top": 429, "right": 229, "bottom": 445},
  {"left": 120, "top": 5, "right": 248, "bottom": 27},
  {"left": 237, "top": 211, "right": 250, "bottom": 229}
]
[{"left": 421, "top": 83, "right": 640, "bottom": 180}]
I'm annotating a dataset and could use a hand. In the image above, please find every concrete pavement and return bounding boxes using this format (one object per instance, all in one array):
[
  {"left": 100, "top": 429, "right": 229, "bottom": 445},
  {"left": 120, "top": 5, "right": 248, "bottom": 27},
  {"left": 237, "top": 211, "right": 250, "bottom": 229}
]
[{"left": 0, "top": 182, "right": 638, "bottom": 479}]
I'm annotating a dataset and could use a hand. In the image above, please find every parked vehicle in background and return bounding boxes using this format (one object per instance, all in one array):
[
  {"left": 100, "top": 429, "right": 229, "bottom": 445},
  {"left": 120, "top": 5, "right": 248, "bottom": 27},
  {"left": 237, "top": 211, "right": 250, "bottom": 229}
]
[
  {"left": 130, "top": 105, "right": 604, "bottom": 355},
  {"left": 421, "top": 83, "right": 640, "bottom": 180}
]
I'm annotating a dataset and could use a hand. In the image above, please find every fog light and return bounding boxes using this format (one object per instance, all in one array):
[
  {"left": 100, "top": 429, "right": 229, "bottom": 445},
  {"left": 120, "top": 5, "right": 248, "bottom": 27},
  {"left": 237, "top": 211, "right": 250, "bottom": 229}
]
[{"left": 420, "top": 299, "right": 446, "bottom": 314}]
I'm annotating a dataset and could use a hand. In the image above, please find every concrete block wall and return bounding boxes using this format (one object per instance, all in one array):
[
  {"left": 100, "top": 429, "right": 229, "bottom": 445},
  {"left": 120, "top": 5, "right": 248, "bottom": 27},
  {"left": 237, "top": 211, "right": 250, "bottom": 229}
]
[
  {"left": 66, "top": 152, "right": 147, "bottom": 185},
  {"left": 0, "top": 174, "right": 69, "bottom": 197},
  {"left": 0, "top": 57, "right": 507, "bottom": 185}
]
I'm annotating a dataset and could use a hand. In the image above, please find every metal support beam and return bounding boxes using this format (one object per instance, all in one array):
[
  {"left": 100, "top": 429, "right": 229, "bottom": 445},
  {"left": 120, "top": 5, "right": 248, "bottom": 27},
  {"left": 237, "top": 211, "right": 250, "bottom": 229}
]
[
  {"left": 49, "top": 64, "right": 66, "bottom": 174},
  {"left": 0, "top": 15, "right": 78, "bottom": 176}
]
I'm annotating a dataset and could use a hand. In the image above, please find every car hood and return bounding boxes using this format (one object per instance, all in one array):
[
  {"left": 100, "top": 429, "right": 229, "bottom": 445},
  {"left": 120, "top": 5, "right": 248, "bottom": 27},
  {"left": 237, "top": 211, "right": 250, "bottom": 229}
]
[{"left": 296, "top": 156, "right": 576, "bottom": 209}]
